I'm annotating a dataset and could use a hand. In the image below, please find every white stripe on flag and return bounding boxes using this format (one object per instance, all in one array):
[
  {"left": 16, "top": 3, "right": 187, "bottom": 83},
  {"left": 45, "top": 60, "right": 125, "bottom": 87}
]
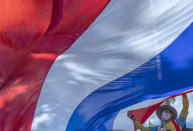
[{"left": 32, "top": 0, "right": 193, "bottom": 130}]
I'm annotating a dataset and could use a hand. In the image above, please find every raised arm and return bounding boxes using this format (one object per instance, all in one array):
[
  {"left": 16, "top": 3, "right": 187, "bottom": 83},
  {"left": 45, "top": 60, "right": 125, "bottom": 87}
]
[
  {"left": 127, "top": 112, "right": 149, "bottom": 131},
  {"left": 180, "top": 94, "right": 189, "bottom": 118},
  {"left": 134, "top": 121, "right": 149, "bottom": 131}
]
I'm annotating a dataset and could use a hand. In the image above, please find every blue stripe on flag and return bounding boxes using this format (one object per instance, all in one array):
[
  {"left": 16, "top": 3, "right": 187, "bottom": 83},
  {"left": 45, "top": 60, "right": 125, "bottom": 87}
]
[{"left": 67, "top": 23, "right": 193, "bottom": 131}]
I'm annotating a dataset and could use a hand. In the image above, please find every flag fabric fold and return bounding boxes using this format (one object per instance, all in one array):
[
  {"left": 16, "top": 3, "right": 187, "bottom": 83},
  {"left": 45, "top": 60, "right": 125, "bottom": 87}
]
[{"left": 0, "top": 0, "right": 193, "bottom": 131}]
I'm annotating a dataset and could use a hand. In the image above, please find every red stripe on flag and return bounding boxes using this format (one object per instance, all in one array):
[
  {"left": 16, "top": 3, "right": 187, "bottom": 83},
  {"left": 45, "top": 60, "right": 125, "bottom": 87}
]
[
  {"left": 132, "top": 102, "right": 163, "bottom": 124},
  {"left": 0, "top": 0, "right": 110, "bottom": 130}
]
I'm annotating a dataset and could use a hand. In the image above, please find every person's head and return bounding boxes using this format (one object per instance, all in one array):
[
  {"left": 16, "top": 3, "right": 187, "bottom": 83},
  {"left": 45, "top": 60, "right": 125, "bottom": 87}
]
[
  {"left": 161, "top": 109, "right": 172, "bottom": 121},
  {"left": 156, "top": 105, "right": 177, "bottom": 121}
]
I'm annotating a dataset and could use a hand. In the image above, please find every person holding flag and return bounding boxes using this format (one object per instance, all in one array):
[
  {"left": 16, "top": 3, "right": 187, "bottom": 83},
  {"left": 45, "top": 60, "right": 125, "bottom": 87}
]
[{"left": 127, "top": 94, "right": 189, "bottom": 131}]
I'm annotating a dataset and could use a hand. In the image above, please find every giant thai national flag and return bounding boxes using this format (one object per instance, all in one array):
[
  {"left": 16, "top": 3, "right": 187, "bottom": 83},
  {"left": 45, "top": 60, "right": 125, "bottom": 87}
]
[{"left": 1, "top": 0, "right": 193, "bottom": 131}]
